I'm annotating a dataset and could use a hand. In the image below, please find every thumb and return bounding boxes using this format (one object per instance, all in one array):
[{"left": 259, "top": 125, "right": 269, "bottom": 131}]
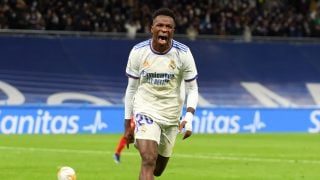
[{"left": 179, "top": 121, "right": 186, "bottom": 132}]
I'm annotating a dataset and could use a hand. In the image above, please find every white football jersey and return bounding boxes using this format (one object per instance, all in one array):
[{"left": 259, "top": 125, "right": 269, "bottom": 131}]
[{"left": 126, "top": 39, "right": 198, "bottom": 125}]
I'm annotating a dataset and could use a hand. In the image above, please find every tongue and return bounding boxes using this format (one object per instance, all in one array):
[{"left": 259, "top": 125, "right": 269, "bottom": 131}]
[
  {"left": 159, "top": 37, "right": 167, "bottom": 44},
  {"left": 159, "top": 39, "right": 167, "bottom": 44}
]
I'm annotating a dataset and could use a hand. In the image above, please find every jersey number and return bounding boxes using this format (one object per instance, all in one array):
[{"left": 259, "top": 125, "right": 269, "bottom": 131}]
[{"left": 135, "top": 114, "right": 153, "bottom": 126}]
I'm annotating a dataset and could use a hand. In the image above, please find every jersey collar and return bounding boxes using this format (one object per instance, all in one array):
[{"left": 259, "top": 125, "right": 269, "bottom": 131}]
[{"left": 150, "top": 39, "right": 173, "bottom": 55}]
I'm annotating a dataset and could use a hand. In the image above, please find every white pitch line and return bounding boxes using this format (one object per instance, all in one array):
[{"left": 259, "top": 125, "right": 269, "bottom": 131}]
[
  {"left": 175, "top": 153, "right": 320, "bottom": 165},
  {"left": 0, "top": 146, "right": 320, "bottom": 165},
  {"left": 0, "top": 146, "right": 109, "bottom": 154}
]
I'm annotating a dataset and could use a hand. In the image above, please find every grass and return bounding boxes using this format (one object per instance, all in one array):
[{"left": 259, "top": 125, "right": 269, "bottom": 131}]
[{"left": 0, "top": 133, "right": 319, "bottom": 180}]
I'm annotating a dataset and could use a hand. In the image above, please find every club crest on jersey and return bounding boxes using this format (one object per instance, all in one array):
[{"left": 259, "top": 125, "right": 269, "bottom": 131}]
[
  {"left": 140, "top": 125, "right": 147, "bottom": 132},
  {"left": 169, "top": 60, "right": 176, "bottom": 69}
]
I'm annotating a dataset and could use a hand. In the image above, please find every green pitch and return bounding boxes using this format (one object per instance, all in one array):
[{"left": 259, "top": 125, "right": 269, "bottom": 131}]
[{"left": 0, "top": 133, "right": 319, "bottom": 180}]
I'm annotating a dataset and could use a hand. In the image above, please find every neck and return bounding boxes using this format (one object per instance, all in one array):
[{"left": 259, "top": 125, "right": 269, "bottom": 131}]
[{"left": 152, "top": 40, "right": 171, "bottom": 53}]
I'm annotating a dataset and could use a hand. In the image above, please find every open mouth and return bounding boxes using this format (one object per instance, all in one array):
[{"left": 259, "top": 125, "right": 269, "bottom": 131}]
[
  {"left": 158, "top": 35, "right": 168, "bottom": 44},
  {"left": 159, "top": 36, "right": 168, "bottom": 40}
]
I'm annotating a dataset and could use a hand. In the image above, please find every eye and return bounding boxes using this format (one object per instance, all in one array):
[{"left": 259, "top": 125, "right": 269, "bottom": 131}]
[
  {"left": 166, "top": 25, "right": 173, "bottom": 29},
  {"left": 156, "top": 24, "right": 164, "bottom": 28}
]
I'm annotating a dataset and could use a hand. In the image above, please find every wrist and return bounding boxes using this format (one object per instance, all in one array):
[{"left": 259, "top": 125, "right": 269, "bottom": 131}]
[
  {"left": 184, "top": 112, "right": 193, "bottom": 122},
  {"left": 183, "top": 112, "right": 193, "bottom": 131}
]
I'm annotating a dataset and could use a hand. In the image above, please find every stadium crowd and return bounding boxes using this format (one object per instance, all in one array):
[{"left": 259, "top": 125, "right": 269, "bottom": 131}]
[{"left": 0, "top": 0, "right": 320, "bottom": 37}]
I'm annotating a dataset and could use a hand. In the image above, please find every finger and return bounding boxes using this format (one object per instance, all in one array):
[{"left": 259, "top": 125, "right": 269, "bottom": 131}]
[
  {"left": 182, "top": 132, "right": 191, "bottom": 139},
  {"left": 182, "top": 130, "right": 192, "bottom": 140},
  {"left": 124, "top": 135, "right": 130, "bottom": 149},
  {"left": 125, "top": 136, "right": 129, "bottom": 149},
  {"left": 129, "top": 136, "right": 134, "bottom": 144}
]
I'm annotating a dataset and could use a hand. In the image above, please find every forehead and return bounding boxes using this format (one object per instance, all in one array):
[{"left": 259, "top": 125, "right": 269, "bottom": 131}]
[{"left": 153, "top": 15, "right": 175, "bottom": 25}]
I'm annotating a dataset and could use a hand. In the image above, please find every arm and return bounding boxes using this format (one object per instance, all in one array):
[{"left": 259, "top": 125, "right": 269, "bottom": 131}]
[
  {"left": 179, "top": 79, "right": 198, "bottom": 139},
  {"left": 124, "top": 77, "right": 139, "bottom": 148}
]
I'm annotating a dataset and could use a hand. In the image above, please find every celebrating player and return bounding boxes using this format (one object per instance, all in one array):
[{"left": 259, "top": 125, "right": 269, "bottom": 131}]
[{"left": 124, "top": 7, "right": 198, "bottom": 180}]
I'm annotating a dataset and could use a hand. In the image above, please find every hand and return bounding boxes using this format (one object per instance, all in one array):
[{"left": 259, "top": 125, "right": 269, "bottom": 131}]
[
  {"left": 179, "top": 112, "right": 193, "bottom": 140},
  {"left": 124, "top": 119, "right": 134, "bottom": 149},
  {"left": 179, "top": 121, "right": 192, "bottom": 139}
]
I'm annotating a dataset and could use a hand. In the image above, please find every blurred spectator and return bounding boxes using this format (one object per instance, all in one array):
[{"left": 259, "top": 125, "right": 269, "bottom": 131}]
[
  {"left": 243, "top": 24, "right": 252, "bottom": 42},
  {"left": 311, "top": 9, "right": 320, "bottom": 36},
  {"left": 0, "top": 0, "right": 319, "bottom": 37},
  {"left": 186, "top": 23, "right": 199, "bottom": 40},
  {"left": 124, "top": 18, "right": 141, "bottom": 39},
  {"left": 0, "top": 1, "right": 10, "bottom": 28}
]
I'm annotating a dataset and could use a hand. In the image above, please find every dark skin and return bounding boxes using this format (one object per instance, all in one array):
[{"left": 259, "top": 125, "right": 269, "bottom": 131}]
[
  {"left": 179, "top": 107, "right": 194, "bottom": 139},
  {"left": 124, "top": 118, "right": 134, "bottom": 148},
  {"left": 124, "top": 15, "right": 194, "bottom": 180},
  {"left": 124, "top": 15, "right": 193, "bottom": 145},
  {"left": 151, "top": 15, "right": 174, "bottom": 53},
  {"left": 124, "top": 108, "right": 194, "bottom": 179}
]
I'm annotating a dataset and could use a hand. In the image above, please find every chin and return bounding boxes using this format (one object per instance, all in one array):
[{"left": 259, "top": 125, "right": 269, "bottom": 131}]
[
  {"left": 158, "top": 40, "right": 169, "bottom": 45},
  {"left": 159, "top": 42, "right": 167, "bottom": 46}
]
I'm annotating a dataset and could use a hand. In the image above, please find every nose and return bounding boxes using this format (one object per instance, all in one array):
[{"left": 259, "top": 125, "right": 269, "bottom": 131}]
[
  {"left": 159, "top": 24, "right": 172, "bottom": 32},
  {"left": 160, "top": 26, "right": 169, "bottom": 32}
]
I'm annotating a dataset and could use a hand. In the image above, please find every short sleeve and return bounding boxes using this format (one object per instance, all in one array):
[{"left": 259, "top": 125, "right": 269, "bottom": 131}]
[
  {"left": 126, "top": 48, "right": 140, "bottom": 79},
  {"left": 183, "top": 49, "right": 198, "bottom": 82}
]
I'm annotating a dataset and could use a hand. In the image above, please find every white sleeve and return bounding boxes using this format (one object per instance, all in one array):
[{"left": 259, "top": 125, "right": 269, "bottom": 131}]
[
  {"left": 183, "top": 48, "right": 198, "bottom": 109},
  {"left": 124, "top": 77, "right": 139, "bottom": 119},
  {"left": 185, "top": 78, "right": 198, "bottom": 110},
  {"left": 183, "top": 49, "right": 198, "bottom": 81},
  {"left": 126, "top": 49, "right": 140, "bottom": 78}
]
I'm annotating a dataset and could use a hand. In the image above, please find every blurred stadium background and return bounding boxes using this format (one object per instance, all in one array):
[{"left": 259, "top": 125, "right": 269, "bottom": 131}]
[
  {"left": 1, "top": 0, "right": 320, "bottom": 134},
  {"left": 1, "top": 0, "right": 320, "bottom": 179}
]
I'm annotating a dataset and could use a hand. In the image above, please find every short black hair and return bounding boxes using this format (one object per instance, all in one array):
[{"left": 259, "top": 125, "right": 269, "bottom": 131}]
[{"left": 152, "top": 7, "right": 176, "bottom": 23}]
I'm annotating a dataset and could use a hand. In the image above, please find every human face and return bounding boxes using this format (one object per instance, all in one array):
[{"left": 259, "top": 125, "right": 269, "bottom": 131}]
[{"left": 151, "top": 15, "right": 175, "bottom": 52}]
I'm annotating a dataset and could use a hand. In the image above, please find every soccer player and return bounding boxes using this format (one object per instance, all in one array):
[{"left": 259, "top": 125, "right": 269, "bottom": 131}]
[
  {"left": 123, "top": 7, "right": 198, "bottom": 180},
  {"left": 113, "top": 118, "right": 135, "bottom": 164}
]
